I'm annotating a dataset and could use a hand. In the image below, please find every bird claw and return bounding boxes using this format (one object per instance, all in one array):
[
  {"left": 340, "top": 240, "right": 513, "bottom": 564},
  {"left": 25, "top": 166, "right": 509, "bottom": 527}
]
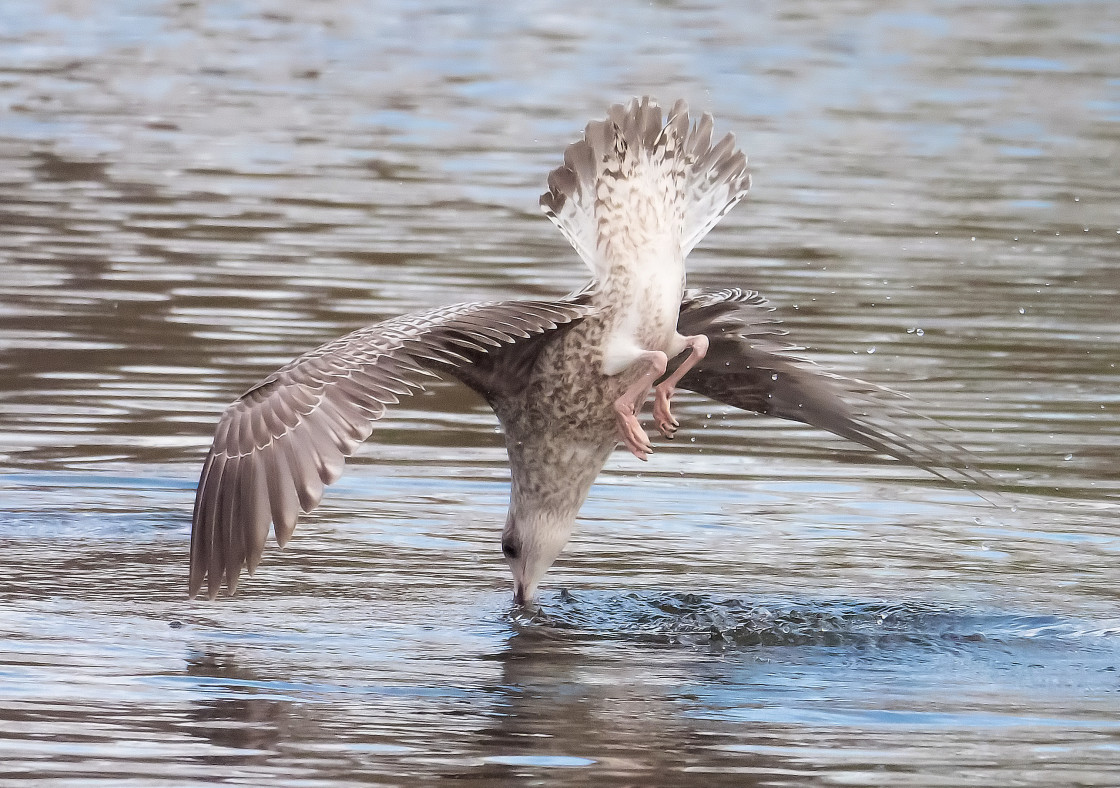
[
  {"left": 614, "top": 403, "right": 653, "bottom": 461},
  {"left": 653, "top": 386, "right": 679, "bottom": 439}
]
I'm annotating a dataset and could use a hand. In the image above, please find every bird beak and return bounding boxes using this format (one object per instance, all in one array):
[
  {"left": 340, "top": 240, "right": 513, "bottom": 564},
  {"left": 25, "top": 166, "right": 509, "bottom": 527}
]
[{"left": 513, "top": 576, "right": 540, "bottom": 608}]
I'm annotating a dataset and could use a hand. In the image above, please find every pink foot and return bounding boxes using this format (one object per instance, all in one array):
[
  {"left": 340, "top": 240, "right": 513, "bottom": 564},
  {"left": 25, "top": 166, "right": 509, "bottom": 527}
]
[
  {"left": 653, "top": 386, "right": 679, "bottom": 439},
  {"left": 612, "top": 349, "right": 668, "bottom": 461},
  {"left": 652, "top": 334, "right": 709, "bottom": 440},
  {"left": 614, "top": 400, "right": 652, "bottom": 460}
]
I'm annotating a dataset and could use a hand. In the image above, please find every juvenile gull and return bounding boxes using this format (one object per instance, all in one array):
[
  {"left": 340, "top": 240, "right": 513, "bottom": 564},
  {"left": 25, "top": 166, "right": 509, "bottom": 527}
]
[{"left": 190, "top": 97, "right": 976, "bottom": 605}]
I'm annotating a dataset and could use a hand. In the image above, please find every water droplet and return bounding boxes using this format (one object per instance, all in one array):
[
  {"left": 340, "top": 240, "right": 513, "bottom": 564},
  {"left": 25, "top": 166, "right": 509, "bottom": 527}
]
[
  {"left": 916, "top": 329, "right": 924, "bottom": 336},
  {"left": 866, "top": 347, "right": 876, "bottom": 354},
  {"left": 1018, "top": 307, "right": 1025, "bottom": 314},
  {"left": 1064, "top": 453, "right": 1073, "bottom": 461}
]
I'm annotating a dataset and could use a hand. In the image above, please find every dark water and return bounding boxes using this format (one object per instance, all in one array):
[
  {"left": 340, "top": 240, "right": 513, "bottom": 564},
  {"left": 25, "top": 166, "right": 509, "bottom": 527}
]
[{"left": 1, "top": 1, "right": 1118, "bottom": 785}]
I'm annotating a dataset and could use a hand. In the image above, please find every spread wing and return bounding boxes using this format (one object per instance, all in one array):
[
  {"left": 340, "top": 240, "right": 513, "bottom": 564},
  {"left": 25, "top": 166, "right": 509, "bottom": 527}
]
[
  {"left": 189, "top": 297, "right": 592, "bottom": 600},
  {"left": 675, "top": 288, "right": 987, "bottom": 486}
]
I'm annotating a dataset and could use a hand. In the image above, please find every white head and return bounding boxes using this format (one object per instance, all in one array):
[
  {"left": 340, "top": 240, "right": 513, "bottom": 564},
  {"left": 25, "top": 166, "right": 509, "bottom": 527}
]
[{"left": 501, "top": 507, "right": 574, "bottom": 606}]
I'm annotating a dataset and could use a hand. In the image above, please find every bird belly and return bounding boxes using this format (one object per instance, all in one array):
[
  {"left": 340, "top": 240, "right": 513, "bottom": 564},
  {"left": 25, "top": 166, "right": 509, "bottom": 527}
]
[{"left": 599, "top": 254, "right": 685, "bottom": 376}]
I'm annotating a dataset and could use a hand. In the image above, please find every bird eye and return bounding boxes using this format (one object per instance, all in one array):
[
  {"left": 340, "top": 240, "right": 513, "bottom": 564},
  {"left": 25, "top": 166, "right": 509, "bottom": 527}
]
[{"left": 501, "top": 538, "right": 519, "bottom": 560}]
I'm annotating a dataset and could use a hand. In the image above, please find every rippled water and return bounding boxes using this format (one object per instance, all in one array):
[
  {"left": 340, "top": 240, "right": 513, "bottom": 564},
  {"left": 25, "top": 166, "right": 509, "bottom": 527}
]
[{"left": 1, "top": 1, "right": 1118, "bottom": 785}]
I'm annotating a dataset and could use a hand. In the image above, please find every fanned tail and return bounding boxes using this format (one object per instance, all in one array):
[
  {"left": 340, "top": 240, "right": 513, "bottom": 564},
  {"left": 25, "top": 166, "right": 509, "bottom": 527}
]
[{"left": 540, "top": 97, "right": 751, "bottom": 278}]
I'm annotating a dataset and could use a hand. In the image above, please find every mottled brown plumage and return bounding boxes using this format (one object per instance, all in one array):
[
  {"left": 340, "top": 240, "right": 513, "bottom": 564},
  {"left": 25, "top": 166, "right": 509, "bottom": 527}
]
[{"left": 190, "top": 98, "right": 980, "bottom": 604}]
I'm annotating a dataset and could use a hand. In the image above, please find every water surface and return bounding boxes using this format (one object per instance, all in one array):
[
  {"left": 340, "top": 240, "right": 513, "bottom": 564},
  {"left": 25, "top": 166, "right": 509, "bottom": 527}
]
[{"left": 1, "top": 1, "right": 1118, "bottom": 785}]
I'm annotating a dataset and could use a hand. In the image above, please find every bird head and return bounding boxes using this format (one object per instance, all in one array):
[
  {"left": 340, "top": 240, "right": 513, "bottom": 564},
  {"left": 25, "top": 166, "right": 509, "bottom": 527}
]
[{"left": 501, "top": 508, "right": 573, "bottom": 607}]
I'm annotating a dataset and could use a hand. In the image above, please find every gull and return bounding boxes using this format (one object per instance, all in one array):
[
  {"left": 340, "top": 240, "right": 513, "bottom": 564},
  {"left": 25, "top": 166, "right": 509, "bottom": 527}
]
[{"left": 190, "top": 97, "right": 976, "bottom": 605}]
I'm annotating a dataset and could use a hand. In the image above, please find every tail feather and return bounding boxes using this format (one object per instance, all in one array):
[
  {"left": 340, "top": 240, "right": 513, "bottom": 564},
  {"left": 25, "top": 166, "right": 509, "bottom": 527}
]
[{"left": 540, "top": 97, "right": 751, "bottom": 278}]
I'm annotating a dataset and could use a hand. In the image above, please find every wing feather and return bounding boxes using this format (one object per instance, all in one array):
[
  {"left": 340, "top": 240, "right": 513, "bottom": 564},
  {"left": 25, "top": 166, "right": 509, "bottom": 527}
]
[
  {"left": 675, "top": 288, "right": 988, "bottom": 487},
  {"left": 243, "top": 458, "right": 273, "bottom": 574},
  {"left": 264, "top": 445, "right": 300, "bottom": 547},
  {"left": 189, "top": 296, "right": 593, "bottom": 598}
]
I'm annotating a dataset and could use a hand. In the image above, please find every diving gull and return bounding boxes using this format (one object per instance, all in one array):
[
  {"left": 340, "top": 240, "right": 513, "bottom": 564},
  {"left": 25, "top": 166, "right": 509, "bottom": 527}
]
[{"left": 190, "top": 97, "right": 977, "bottom": 605}]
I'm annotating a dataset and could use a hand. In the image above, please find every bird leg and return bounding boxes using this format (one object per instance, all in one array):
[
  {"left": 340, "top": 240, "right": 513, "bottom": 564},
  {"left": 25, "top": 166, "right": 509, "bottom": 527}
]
[
  {"left": 613, "top": 349, "right": 668, "bottom": 461},
  {"left": 653, "top": 334, "right": 709, "bottom": 439}
]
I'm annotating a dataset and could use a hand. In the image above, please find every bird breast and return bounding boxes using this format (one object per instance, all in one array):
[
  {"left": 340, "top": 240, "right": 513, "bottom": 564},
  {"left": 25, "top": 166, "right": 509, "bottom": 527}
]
[{"left": 597, "top": 250, "right": 686, "bottom": 377}]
